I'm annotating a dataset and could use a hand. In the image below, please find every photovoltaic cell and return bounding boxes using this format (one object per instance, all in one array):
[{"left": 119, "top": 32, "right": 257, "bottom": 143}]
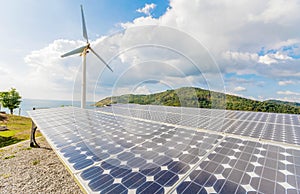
[
  {"left": 173, "top": 137, "right": 300, "bottom": 194},
  {"left": 28, "top": 105, "right": 300, "bottom": 193},
  {"left": 99, "top": 104, "right": 300, "bottom": 145}
]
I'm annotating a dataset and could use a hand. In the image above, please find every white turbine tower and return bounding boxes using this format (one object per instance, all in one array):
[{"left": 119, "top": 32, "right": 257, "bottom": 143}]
[{"left": 61, "top": 5, "right": 113, "bottom": 109}]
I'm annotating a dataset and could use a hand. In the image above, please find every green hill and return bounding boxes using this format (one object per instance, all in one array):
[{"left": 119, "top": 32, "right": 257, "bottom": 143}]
[
  {"left": 264, "top": 100, "right": 300, "bottom": 108},
  {"left": 95, "top": 87, "right": 300, "bottom": 114}
]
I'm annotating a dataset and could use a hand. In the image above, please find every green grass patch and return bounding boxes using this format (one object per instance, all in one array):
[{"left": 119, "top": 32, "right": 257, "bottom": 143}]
[
  {"left": 32, "top": 159, "right": 40, "bottom": 165},
  {"left": 0, "top": 130, "right": 15, "bottom": 137},
  {"left": 22, "top": 147, "right": 32, "bottom": 151},
  {"left": 0, "top": 114, "right": 40, "bottom": 148},
  {"left": 4, "top": 155, "right": 15, "bottom": 160},
  {"left": 0, "top": 136, "right": 22, "bottom": 148},
  {"left": 1, "top": 173, "right": 11, "bottom": 179}
]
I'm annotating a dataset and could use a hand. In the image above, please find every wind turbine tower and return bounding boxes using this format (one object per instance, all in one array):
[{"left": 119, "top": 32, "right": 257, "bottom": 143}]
[{"left": 61, "top": 5, "right": 113, "bottom": 108}]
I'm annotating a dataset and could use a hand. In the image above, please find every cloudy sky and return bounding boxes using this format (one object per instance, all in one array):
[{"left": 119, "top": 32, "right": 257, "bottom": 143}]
[{"left": 1, "top": 0, "right": 300, "bottom": 103}]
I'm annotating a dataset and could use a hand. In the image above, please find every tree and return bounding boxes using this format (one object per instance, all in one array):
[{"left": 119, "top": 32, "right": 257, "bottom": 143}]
[{"left": 0, "top": 88, "right": 22, "bottom": 115}]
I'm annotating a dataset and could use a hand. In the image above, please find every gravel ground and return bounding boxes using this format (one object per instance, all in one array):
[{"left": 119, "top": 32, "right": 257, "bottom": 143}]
[{"left": 0, "top": 137, "right": 83, "bottom": 194}]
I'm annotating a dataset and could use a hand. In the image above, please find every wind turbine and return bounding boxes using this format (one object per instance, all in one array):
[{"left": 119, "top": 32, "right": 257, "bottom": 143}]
[{"left": 61, "top": 5, "right": 113, "bottom": 109}]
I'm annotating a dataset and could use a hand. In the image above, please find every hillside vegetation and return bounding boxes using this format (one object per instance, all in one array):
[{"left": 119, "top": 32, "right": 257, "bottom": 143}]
[
  {"left": 0, "top": 114, "right": 38, "bottom": 148},
  {"left": 95, "top": 87, "right": 300, "bottom": 114},
  {"left": 264, "top": 100, "right": 300, "bottom": 108}
]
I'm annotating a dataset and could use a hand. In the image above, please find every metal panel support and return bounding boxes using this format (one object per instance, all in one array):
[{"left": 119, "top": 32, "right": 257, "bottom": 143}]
[{"left": 30, "top": 121, "right": 40, "bottom": 148}]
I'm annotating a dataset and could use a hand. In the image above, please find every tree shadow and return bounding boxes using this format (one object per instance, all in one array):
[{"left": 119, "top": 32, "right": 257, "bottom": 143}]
[{"left": 0, "top": 136, "right": 23, "bottom": 148}]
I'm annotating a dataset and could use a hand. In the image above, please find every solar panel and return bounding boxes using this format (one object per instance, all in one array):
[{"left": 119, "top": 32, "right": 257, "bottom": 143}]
[
  {"left": 175, "top": 137, "right": 300, "bottom": 193},
  {"left": 28, "top": 105, "right": 300, "bottom": 193},
  {"left": 100, "top": 104, "right": 300, "bottom": 146}
]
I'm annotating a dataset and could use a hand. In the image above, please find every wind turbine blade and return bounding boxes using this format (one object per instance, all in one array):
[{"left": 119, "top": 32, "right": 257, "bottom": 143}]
[
  {"left": 61, "top": 45, "right": 86, "bottom": 58},
  {"left": 90, "top": 48, "right": 113, "bottom": 72},
  {"left": 81, "top": 5, "right": 89, "bottom": 43}
]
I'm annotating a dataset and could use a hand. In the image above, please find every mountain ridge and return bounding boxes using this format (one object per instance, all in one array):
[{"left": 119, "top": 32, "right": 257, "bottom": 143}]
[
  {"left": 95, "top": 87, "right": 300, "bottom": 114},
  {"left": 264, "top": 99, "right": 300, "bottom": 108}
]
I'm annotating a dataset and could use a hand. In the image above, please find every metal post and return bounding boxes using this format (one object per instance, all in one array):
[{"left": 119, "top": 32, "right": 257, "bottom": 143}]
[
  {"left": 30, "top": 120, "right": 40, "bottom": 148},
  {"left": 81, "top": 51, "right": 87, "bottom": 109}
]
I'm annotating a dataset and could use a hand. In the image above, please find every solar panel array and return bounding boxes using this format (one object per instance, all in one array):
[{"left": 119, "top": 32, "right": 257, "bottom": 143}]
[
  {"left": 99, "top": 104, "right": 300, "bottom": 146},
  {"left": 28, "top": 105, "right": 300, "bottom": 194}
]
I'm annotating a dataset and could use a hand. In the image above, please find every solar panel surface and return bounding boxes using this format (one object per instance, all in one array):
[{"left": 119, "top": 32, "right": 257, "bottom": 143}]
[
  {"left": 99, "top": 104, "right": 300, "bottom": 146},
  {"left": 28, "top": 105, "right": 300, "bottom": 193}
]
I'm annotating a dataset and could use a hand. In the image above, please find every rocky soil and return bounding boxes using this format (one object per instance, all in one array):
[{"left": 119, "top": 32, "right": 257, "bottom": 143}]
[{"left": 0, "top": 137, "right": 83, "bottom": 194}]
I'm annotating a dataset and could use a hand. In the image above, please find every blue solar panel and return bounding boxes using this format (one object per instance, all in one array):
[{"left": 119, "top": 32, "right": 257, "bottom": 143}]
[
  {"left": 99, "top": 104, "right": 300, "bottom": 145},
  {"left": 174, "top": 137, "right": 300, "bottom": 193},
  {"left": 28, "top": 105, "right": 300, "bottom": 193}
]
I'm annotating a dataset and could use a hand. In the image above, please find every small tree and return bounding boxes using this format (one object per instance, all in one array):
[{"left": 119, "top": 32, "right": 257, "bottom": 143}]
[{"left": 0, "top": 88, "right": 22, "bottom": 115}]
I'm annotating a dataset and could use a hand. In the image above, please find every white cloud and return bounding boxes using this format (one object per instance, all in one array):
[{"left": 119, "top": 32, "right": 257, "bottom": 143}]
[
  {"left": 134, "top": 85, "right": 150, "bottom": 94},
  {"left": 223, "top": 51, "right": 259, "bottom": 62},
  {"left": 278, "top": 80, "right": 295, "bottom": 86},
  {"left": 270, "top": 39, "right": 300, "bottom": 50},
  {"left": 23, "top": 27, "right": 222, "bottom": 100},
  {"left": 258, "top": 96, "right": 265, "bottom": 101},
  {"left": 98, "top": 0, "right": 300, "bottom": 99},
  {"left": 234, "top": 86, "right": 247, "bottom": 92},
  {"left": 110, "top": 85, "right": 151, "bottom": 97},
  {"left": 275, "top": 96, "right": 300, "bottom": 103},
  {"left": 258, "top": 52, "right": 293, "bottom": 65},
  {"left": 248, "top": 0, "right": 300, "bottom": 24},
  {"left": 121, "top": 16, "right": 159, "bottom": 29},
  {"left": 22, "top": 39, "right": 84, "bottom": 100},
  {"left": 0, "top": 64, "right": 16, "bottom": 91},
  {"left": 272, "top": 52, "right": 293, "bottom": 60},
  {"left": 136, "top": 3, "right": 156, "bottom": 16},
  {"left": 277, "top": 90, "right": 300, "bottom": 96},
  {"left": 127, "top": 0, "right": 300, "bottom": 80},
  {"left": 258, "top": 55, "right": 278, "bottom": 65},
  {"left": 19, "top": 0, "right": 300, "bottom": 101},
  {"left": 25, "top": 41, "right": 80, "bottom": 79},
  {"left": 0, "top": 65, "right": 9, "bottom": 75}
]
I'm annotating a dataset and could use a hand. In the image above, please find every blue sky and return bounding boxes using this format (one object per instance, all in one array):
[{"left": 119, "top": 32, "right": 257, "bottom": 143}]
[{"left": 0, "top": 0, "right": 300, "bottom": 103}]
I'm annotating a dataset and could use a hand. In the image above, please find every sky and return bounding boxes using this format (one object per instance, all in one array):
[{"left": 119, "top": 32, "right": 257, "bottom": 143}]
[{"left": 0, "top": 0, "right": 300, "bottom": 103}]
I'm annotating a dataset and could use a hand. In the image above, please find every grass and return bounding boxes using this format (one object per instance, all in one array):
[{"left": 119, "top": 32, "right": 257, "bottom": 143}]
[
  {"left": 0, "top": 114, "right": 41, "bottom": 148},
  {"left": 0, "top": 136, "right": 22, "bottom": 148},
  {"left": 0, "top": 130, "right": 15, "bottom": 137},
  {"left": 32, "top": 159, "right": 40, "bottom": 165},
  {"left": 22, "top": 147, "right": 32, "bottom": 151},
  {"left": 4, "top": 155, "right": 15, "bottom": 160},
  {"left": 1, "top": 173, "right": 11, "bottom": 179}
]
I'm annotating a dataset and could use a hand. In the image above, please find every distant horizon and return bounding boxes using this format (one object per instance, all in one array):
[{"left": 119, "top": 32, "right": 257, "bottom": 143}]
[
  {"left": 0, "top": 98, "right": 96, "bottom": 116},
  {"left": 12, "top": 86, "right": 300, "bottom": 104},
  {"left": 14, "top": 85, "right": 300, "bottom": 104},
  {"left": 21, "top": 98, "right": 96, "bottom": 103}
]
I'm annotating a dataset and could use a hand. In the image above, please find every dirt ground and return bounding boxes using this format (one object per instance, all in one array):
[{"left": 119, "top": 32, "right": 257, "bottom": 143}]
[{"left": 0, "top": 137, "right": 83, "bottom": 194}]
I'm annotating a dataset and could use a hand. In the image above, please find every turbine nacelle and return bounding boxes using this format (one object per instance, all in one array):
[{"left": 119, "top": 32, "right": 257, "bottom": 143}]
[{"left": 61, "top": 5, "right": 112, "bottom": 72}]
